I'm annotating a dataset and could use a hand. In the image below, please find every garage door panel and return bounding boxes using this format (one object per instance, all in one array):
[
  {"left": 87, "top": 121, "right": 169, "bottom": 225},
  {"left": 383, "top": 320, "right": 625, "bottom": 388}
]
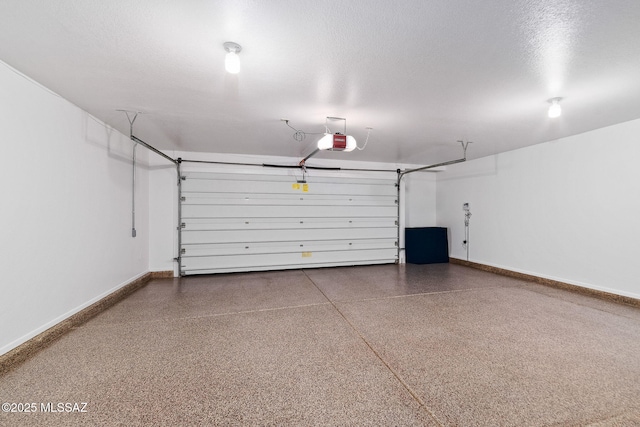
[
  {"left": 185, "top": 172, "right": 391, "bottom": 186},
  {"left": 181, "top": 248, "right": 398, "bottom": 273},
  {"left": 185, "top": 260, "right": 391, "bottom": 275},
  {"left": 182, "top": 217, "right": 397, "bottom": 231},
  {"left": 181, "top": 227, "right": 397, "bottom": 244},
  {"left": 183, "top": 178, "right": 396, "bottom": 196},
  {"left": 182, "top": 204, "right": 397, "bottom": 219},
  {"left": 181, "top": 192, "right": 396, "bottom": 207},
  {"left": 182, "top": 239, "right": 396, "bottom": 257}
]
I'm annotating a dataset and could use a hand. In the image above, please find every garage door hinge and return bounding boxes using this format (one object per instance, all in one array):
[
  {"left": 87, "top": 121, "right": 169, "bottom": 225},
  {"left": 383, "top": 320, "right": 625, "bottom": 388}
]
[
  {"left": 180, "top": 222, "right": 186, "bottom": 229},
  {"left": 395, "top": 241, "right": 398, "bottom": 246},
  {"left": 395, "top": 220, "right": 398, "bottom": 225},
  {"left": 180, "top": 196, "right": 186, "bottom": 202},
  {"left": 181, "top": 176, "right": 186, "bottom": 180},
  {"left": 395, "top": 199, "right": 398, "bottom": 204},
  {"left": 181, "top": 248, "right": 186, "bottom": 254}
]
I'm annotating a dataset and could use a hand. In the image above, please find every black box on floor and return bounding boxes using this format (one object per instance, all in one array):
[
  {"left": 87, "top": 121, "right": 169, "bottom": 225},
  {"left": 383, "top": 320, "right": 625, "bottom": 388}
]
[{"left": 405, "top": 227, "right": 449, "bottom": 264}]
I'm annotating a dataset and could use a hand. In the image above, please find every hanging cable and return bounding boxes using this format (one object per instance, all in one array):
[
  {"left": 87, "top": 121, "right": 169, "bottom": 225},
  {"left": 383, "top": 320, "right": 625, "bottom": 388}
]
[
  {"left": 356, "top": 127, "right": 373, "bottom": 150},
  {"left": 283, "top": 119, "right": 306, "bottom": 141},
  {"left": 281, "top": 119, "right": 324, "bottom": 142}
]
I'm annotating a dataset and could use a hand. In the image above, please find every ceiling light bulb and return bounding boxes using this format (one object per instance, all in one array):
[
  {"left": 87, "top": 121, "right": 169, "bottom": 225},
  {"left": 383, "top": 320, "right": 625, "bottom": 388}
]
[
  {"left": 223, "top": 42, "right": 242, "bottom": 74},
  {"left": 225, "top": 51, "right": 240, "bottom": 74},
  {"left": 344, "top": 135, "right": 357, "bottom": 152},
  {"left": 548, "top": 97, "right": 562, "bottom": 118},
  {"left": 317, "top": 134, "right": 334, "bottom": 150}
]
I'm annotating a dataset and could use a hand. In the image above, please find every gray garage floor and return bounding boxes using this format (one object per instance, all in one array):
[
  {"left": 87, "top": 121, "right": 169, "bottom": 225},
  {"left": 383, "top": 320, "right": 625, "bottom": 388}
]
[{"left": 1, "top": 264, "right": 639, "bottom": 426}]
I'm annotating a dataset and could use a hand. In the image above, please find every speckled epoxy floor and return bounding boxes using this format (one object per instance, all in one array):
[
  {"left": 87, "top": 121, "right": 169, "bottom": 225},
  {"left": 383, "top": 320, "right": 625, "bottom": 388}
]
[{"left": 1, "top": 264, "right": 639, "bottom": 426}]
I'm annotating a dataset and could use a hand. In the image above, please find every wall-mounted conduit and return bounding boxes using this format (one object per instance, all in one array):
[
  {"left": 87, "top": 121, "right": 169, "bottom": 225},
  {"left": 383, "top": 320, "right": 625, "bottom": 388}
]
[
  {"left": 463, "top": 203, "right": 472, "bottom": 261},
  {"left": 121, "top": 111, "right": 140, "bottom": 238}
]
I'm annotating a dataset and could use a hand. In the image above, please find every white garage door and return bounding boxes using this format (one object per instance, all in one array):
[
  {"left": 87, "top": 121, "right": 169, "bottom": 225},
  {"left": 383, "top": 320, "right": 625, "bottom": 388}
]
[{"left": 179, "top": 169, "right": 398, "bottom": 275}]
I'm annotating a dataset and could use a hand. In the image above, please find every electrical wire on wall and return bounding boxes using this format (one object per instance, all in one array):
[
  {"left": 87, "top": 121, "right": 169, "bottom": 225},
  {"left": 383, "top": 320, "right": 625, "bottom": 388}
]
[{"left": 463, "top": 203, "right": 471, "bottom": 261}]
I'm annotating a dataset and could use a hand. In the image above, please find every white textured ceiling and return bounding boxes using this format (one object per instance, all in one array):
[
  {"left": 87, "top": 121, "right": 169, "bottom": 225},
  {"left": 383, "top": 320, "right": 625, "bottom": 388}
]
[{"left": 1, "top": 0, "right": 639, "bottom": 164}]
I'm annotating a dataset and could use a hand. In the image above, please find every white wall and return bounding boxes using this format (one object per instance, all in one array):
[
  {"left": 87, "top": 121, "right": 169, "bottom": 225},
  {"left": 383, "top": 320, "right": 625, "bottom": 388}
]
[
  {"left": 404, "top": 172, "right": 437, "bottom": 227},
  {"left": 148, "top": 157, "right": 178, "bottom": 274},
  {"left": 0, "top": 61, "right": 149, "bottom": 355},
  {"left": 437, "top": 119, "right": 640, "bottom": 299},
  {"left": 148, "top": 151, "right": 438, "bottom": 272}
]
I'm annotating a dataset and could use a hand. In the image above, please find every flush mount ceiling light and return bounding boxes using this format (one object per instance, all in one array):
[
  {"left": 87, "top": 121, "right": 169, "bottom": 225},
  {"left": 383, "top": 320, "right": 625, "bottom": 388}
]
[
  {"left": 223, "top": 41, "right": 242, "bottom": 74},
  {"left": 548, "top": 97, "right": 562, "bottom": 118}
]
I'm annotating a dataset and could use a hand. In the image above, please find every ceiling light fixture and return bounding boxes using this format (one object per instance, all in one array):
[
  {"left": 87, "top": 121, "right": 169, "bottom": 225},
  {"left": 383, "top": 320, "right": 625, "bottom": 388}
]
[
  {"left": 548, "top": 97, "right": 562, "bottom": 118},
  {"left": 223, "top": 42, "right": 242, "bottom": 74}
]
